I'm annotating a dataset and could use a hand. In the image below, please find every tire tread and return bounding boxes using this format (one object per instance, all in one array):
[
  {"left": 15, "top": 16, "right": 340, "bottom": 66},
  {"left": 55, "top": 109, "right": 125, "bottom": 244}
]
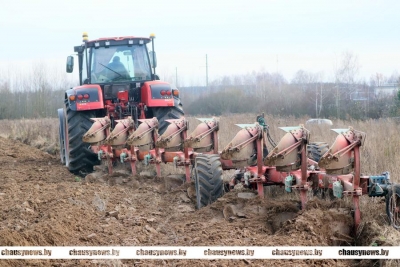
[{"left": 194, "top": 154, "right": 223, "bottom": 209}]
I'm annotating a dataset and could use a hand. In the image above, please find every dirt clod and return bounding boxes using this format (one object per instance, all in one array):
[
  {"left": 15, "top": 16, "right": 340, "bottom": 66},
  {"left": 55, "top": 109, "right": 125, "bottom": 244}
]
[
  {"left": 145, "top": 225, "right": 158, "bottom": 234},
  {"left": 237, "top": 192, "right": 256, "bottom": 199},
  {"left": 107, "top": 211, "right": 119, "bottom": 219}
]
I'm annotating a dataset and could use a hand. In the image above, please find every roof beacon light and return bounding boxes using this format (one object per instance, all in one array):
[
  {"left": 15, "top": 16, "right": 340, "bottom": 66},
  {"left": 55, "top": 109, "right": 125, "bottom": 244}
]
[{"left": 82, "top": 32, "right": 88, "bottom": 43}]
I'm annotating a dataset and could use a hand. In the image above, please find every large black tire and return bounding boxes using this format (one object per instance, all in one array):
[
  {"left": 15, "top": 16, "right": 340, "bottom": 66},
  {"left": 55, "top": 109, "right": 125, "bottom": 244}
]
[
  {"left": 386, "top": 184, "right": 400, "bottom": 229},
  {"left": 65, "top": 102, "right": 100, "bottom": 174},
  {"left": 151, "top": 104, "right": 184, "bottom": 135},
  {"left": 307, "top": 142, "right": 329, "bottom": 162},
  {"left": 58, "top": 108, "right": 66, "bottom": 165},
  {"left": 194, "top": 154, "right": 223, "bottom": 209}
]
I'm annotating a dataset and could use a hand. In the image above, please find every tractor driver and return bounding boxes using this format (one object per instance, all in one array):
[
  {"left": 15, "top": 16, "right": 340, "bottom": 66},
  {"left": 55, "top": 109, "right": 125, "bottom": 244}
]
[{"left": 103, "top": 56, "right": 130, "bottom": 81}]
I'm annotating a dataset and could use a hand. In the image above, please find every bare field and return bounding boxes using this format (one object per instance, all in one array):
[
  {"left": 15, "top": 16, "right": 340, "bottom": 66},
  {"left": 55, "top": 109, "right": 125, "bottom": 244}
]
[{"left": 1, "top": 114, "right": 400, "bottom": 266}]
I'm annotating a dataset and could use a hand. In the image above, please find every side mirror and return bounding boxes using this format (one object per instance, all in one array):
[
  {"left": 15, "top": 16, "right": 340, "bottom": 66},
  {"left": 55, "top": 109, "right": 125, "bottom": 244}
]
[
  {"left": 149, "top": 51, "right": 157, "bottom": 68},
  {"left": 66, "top": 56, "right": 74, "bottom": 73}
]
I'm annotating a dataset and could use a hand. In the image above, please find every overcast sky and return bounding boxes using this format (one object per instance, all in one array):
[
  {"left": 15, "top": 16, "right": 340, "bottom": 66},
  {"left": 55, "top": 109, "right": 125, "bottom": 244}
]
[{"left": 0, "top": 0, "right": 399, "bottom": 86}]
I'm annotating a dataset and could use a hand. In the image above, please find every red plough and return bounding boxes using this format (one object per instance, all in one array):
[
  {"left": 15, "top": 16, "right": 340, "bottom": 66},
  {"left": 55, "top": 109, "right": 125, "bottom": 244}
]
[{"left": 82, "top": 114, "right": 397, "bottom": 230}]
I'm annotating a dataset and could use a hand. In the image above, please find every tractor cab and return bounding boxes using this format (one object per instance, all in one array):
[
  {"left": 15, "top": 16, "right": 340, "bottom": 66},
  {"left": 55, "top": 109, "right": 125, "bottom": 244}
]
[{"left": 66, "top": 33, "right": 157, "bottom": 86}]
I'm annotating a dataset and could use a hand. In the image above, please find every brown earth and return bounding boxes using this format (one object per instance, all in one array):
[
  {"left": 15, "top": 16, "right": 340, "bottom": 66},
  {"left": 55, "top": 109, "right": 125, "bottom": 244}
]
[{"left": 1, "top": 136, "right": 400, "bottom": 267}]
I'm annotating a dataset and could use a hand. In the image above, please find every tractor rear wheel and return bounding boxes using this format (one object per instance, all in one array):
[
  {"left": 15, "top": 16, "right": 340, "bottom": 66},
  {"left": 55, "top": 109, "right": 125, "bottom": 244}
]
[
  {"left": 386, "top": 184, "right": 400, "bottom": 229},
  {"left": 307, "top": 142, "right": 329, "bottom": 162},
  {"left": 194, "top": 154, "right": 223, "bottom": 209},
  {"left": 58, "top": 108, "right": 66, "bottom": 165},
  {"left": 152, "top": 105, "right": 184, "bottom": 135},
  {"left": 65, "top": 103, "right": 99, "bottom": 174}
]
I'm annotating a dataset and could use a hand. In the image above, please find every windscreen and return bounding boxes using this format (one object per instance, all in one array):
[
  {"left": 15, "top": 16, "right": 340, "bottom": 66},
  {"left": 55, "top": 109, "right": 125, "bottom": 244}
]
[{"left": 90, "top": 44, "right": 152, "bottom": 83}]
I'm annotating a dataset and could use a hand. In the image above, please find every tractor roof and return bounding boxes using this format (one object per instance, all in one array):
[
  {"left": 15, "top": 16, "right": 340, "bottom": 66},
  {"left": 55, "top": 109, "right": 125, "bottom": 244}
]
[
  {"left": 74, "top": 34, "right": 154, "bottom": 52},
  {"left": 87, "top": 36, "right": 151, "bottom": 44}
]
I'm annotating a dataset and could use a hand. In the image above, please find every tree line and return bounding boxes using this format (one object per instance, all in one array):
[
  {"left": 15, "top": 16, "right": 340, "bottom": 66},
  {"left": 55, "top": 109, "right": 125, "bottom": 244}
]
[
  {"left": 180, "top": 72, "right": 399, "bottom": 120},
  {"left": 0, "top": 52, "right": 398, "bottom": 120},
  {"left": 180, "top": 52, "right": 400, "bottom": 119},
  {"left": 0, "top": 62, "right": 73, "bottom": 120}
]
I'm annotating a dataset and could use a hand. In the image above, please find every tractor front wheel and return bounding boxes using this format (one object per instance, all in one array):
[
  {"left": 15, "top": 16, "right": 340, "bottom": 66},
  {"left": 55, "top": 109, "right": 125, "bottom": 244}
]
[
  {"left": 194, "top": 154, "right": 224, "bottom": 209},
  {"left": 65, "top": 103, "right": 99, "bottom": 174}
]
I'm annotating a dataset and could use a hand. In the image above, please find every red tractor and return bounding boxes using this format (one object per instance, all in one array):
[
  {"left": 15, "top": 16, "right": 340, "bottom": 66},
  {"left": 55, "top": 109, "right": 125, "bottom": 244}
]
[{"left": 58, "top": 33, "right": 184, "bottom": 174}]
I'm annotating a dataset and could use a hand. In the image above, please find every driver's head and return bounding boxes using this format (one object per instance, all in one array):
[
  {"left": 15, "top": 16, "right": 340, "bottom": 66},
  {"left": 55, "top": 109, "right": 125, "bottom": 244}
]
[{"left": 113, "top": 56, "right": 120, "bottom": 63}]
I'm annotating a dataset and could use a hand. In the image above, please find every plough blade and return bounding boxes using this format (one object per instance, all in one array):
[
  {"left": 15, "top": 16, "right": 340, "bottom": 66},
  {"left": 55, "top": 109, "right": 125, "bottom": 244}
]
[
  {"left": 82, "top": 117, "right": 111, "bottom": 144},
  {"left": 319, "top": 127, "right": 366, "bottom": 174},
  {"left": 155, "top": 118, "right": 187, "bottom": 151},
  {"left": 279, "top": 126, "right": 301, "bottom": 132},
  {"left": 196, "top": 118, "right": 214, "bottom": 123},
  {"left": 331, "top": 128, "right": 351, "bottom": 134},
  {"left": 264, "top": 125, "right": 310, "bottom": 171},
  {"left": 235, "top": 123, "right": 257, "bottom": 129},
  {"left": 105, "top": 117, "right": 134, "bottom": 146},
  {"left": 220, "top": 123, "right": 263, "bottom": 167},
  {"left": 126, "top": 117, "right": 158, "bottom": 151},
  {"left": 184, "top": 117, "right": 218, "bottom": 152}
]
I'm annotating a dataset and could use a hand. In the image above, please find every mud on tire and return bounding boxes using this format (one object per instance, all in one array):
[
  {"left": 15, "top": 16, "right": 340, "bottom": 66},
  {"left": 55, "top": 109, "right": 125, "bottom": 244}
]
[
  {"left": 151, "top": 104, "right": 184, "bottom": 135},
  {"left": 65, "top": 102, "right": 99, "bottom": 174},
  {"left": 386, "top": 184, "right": 400, "bottom": 229},
  {"left": 194, "top": 154, "right": 223, "bottom": 209},
  {"left": 307, "top": 142, "right": 329, "bottom": 162}
]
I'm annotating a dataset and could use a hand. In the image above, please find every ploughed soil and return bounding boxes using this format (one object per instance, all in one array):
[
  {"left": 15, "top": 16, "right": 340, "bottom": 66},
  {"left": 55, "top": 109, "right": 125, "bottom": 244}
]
[{"left": 1, "top": 136, "right": 400, "bottom": 267}]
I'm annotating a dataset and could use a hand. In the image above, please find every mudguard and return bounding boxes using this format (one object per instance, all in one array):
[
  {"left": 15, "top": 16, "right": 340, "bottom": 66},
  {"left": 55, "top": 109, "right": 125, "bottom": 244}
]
[
  {"left": 66, "top": 85, "right": 104, "bottom": 111},
  {"left": 141, "top": 81, "right": 175, "bottom": 107}
]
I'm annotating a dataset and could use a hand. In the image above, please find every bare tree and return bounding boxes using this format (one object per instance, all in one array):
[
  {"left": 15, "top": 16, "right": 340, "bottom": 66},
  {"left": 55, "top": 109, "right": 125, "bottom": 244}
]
[
  {"left": 291, "top": 70, "right": 325, "bottom": 117},
  {"left": 334, "top": 51, "right": 360, "bottom": 118},
  {"left": 369, "top": 72, "right": 386, "bottom": 87}
]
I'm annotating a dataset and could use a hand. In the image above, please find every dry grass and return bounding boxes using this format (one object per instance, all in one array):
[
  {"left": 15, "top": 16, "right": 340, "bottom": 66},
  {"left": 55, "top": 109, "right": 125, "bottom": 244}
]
[{"left": 0, "top": 118, "right": 59, "bottom": 155}]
